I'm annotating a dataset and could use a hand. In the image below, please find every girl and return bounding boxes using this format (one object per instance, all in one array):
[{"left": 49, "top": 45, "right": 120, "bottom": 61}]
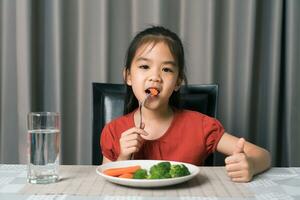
[{"left": 100, "top": 26, "right": 271, "bottom": 182}]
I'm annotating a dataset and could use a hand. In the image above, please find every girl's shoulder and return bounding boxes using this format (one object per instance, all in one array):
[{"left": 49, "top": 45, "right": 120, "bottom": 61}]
[
  {"left": 174, "top": 109, "right": 221, "bottom": 125},
  {"left": 175, "top": 109, "right": 208, "bottom": 119},
  {"left": 174, "top": 109, "right": 224, "bottom": 134}
]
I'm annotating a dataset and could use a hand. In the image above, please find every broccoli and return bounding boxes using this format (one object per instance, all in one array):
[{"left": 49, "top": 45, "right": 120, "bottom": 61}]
[
  {"left": 132, "top": 162, "right": 191, "bottom": 180},
  {"left": 169, "top": 164, "right": 191, "bottom": 178},
  {"left": 133, "top": 169, "right": 148, "bottom": 179},
  {"left": 148, "top": 162, "right": 172, "bottom": 179}
]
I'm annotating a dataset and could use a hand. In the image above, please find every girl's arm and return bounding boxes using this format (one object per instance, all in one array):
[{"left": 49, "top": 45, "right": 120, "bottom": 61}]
[{"left": 217, "top": 133, "right": 271, "bottom": 182}]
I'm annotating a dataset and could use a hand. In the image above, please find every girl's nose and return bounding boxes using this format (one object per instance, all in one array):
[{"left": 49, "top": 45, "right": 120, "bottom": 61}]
[
  {"left": 149, "top": 71, "right": 162, "bottom": 82},
  {"left": 149, "top": 76, "right": 161, "bottom": 82}
]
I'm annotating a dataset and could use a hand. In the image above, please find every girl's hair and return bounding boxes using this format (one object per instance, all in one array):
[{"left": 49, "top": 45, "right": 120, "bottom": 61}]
[{"left": 123, "top": 26, "right": 187, "bottom": 114}]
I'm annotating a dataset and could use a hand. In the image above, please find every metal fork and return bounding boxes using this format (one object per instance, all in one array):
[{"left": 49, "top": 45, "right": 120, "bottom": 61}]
[
  {"left": 131, "top": 93, "right": 150, "bottom": 160},
  {"left": 139, "top": 93, "right": 150, "bottom": 129}
]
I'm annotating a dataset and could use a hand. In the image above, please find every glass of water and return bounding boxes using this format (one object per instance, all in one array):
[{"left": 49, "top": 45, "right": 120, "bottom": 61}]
[{"left": 27, "top": 112, "right": 60, "bottom": 184}]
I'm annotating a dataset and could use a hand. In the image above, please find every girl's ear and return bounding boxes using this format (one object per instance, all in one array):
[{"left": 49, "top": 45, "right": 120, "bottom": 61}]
[
  {"left": 174, "top": 78, "right": 182, "bottom": 91},
  {"left": 123, "top": 67, "right": 132, "bottom": 86}
]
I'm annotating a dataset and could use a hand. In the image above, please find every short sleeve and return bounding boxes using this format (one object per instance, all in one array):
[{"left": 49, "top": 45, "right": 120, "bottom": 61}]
[
  {"left": 203, "top": 116, "right": 225, "bottom": 154},
  {"left": 100, "top": 124, "right": 118, "bottom": 161}
]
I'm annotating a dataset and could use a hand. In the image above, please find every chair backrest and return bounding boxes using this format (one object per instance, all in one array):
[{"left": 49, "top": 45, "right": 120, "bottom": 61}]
[{"left": 92, "top": 83, "right": 218, "bottom": 165}]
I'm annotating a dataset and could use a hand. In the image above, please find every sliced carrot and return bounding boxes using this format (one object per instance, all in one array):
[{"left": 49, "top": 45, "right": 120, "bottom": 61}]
[
  {"left": 118, "top": 173, "right": 133, "bottom": 179},
  {"left": 103, "top": 165, "right": 141, "bottom": 177},
  {"left": 149, "top": 88, "right": 159, "bottom": 96}
]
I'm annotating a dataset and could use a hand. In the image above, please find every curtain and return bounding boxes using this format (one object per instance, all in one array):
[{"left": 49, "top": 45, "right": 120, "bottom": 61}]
[{"left": 0, "top": 0, "right": 299, "bottom": 166}]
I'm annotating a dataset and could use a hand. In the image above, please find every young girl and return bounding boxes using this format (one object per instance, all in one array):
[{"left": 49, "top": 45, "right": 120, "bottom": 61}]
[{"left": 100, "top": 26, "right": 271, "bottom": 182}]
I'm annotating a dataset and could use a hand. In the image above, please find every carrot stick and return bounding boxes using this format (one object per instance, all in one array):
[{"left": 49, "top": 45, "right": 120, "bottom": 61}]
[
  {"left": 103, "top": 165, "right": 141, "bottom": 177},
  {"left": 118, "top": 173, "right": 133, "bottom": 179},
  {"left": 149, "top": 88, "right": 159, "bottom": 96}
]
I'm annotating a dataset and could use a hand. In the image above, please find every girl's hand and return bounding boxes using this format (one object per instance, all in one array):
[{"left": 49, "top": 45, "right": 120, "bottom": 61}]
[
  {"left": 118, "top": 127, "right": 148, "bottom": 160},
  {"left": 225, "top": 138, "right": 254, "bottom": 182}
]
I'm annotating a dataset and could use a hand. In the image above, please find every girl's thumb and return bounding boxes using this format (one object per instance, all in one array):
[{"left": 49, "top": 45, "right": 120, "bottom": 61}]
[{"left": 233, "top": 138, "right": 245, "bottom": 154}]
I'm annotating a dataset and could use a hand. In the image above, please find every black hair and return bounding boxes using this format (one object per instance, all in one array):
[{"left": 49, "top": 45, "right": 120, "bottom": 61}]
[{"left": 123, "top": 26, "right": 187, "bottom": 114}]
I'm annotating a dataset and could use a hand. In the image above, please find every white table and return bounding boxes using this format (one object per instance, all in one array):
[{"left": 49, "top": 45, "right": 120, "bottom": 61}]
[{"left": 0, "top": 164, "right": 300, "bottom": 199}]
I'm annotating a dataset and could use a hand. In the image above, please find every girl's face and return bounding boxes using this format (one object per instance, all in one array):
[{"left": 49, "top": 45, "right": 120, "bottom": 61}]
[{"left": 125, "top": 42, "right": 181, "bottom": 110}]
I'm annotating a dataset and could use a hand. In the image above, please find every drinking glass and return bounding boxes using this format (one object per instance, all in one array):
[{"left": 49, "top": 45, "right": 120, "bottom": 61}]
[{"left": 27, "top": 112, "right": 60, "bottom": 184}]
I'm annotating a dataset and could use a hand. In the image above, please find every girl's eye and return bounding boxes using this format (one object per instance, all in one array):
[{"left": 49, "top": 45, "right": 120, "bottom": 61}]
[
  {"left": 162, "top": 67, "right": 174, "bottom": 73},
  {"left": 139, "top": 65, "right": 149, "bottom": 69}
]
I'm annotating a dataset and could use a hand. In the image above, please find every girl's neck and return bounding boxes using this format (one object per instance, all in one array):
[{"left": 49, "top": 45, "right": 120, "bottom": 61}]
[
  {"left": 141, "top": 104, "right": 173, "bottom": 122},
  {"left": 136, "top": 104, "right": 174, "bottom": 140}
]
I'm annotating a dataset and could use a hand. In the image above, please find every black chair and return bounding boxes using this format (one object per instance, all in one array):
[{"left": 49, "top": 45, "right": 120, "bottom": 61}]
[{"left": 92, "top": 83, "right": 219, "bottom": 165}]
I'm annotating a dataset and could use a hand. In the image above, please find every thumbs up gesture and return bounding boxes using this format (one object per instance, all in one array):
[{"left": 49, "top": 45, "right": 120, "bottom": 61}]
[
  {"left": 225, "top": 138, "right": 254, "bottom": 182},
  {"left": 233, "top": 137, "right": 245, "bottom": 154}
]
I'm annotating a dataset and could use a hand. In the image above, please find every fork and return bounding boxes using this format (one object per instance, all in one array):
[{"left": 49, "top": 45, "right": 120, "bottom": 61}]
[
  {"left": 139, "top": 93, "right": 150, "bottom": 129},
  {"left": 131, "top": 93, "right": 150, "bottom": 160}
]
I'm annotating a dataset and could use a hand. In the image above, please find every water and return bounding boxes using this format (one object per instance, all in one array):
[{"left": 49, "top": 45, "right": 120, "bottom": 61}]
[{"left": 28, "top": 129, "right": 60, "bottom": 184}]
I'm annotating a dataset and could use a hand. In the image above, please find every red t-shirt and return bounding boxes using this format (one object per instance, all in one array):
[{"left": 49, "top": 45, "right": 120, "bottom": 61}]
[{"left": 100, "top": 109, "right": 224, "bottom": 166}]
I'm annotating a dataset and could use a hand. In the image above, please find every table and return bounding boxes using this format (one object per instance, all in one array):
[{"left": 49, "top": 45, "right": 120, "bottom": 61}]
[{"left": 0, "top": 165, "right": 299, "bottom": 200}]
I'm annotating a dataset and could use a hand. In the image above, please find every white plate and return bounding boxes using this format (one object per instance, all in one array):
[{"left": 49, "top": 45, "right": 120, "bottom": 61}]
[{"left": 96, "top": 160, "right": 199, "bottom": 188}]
